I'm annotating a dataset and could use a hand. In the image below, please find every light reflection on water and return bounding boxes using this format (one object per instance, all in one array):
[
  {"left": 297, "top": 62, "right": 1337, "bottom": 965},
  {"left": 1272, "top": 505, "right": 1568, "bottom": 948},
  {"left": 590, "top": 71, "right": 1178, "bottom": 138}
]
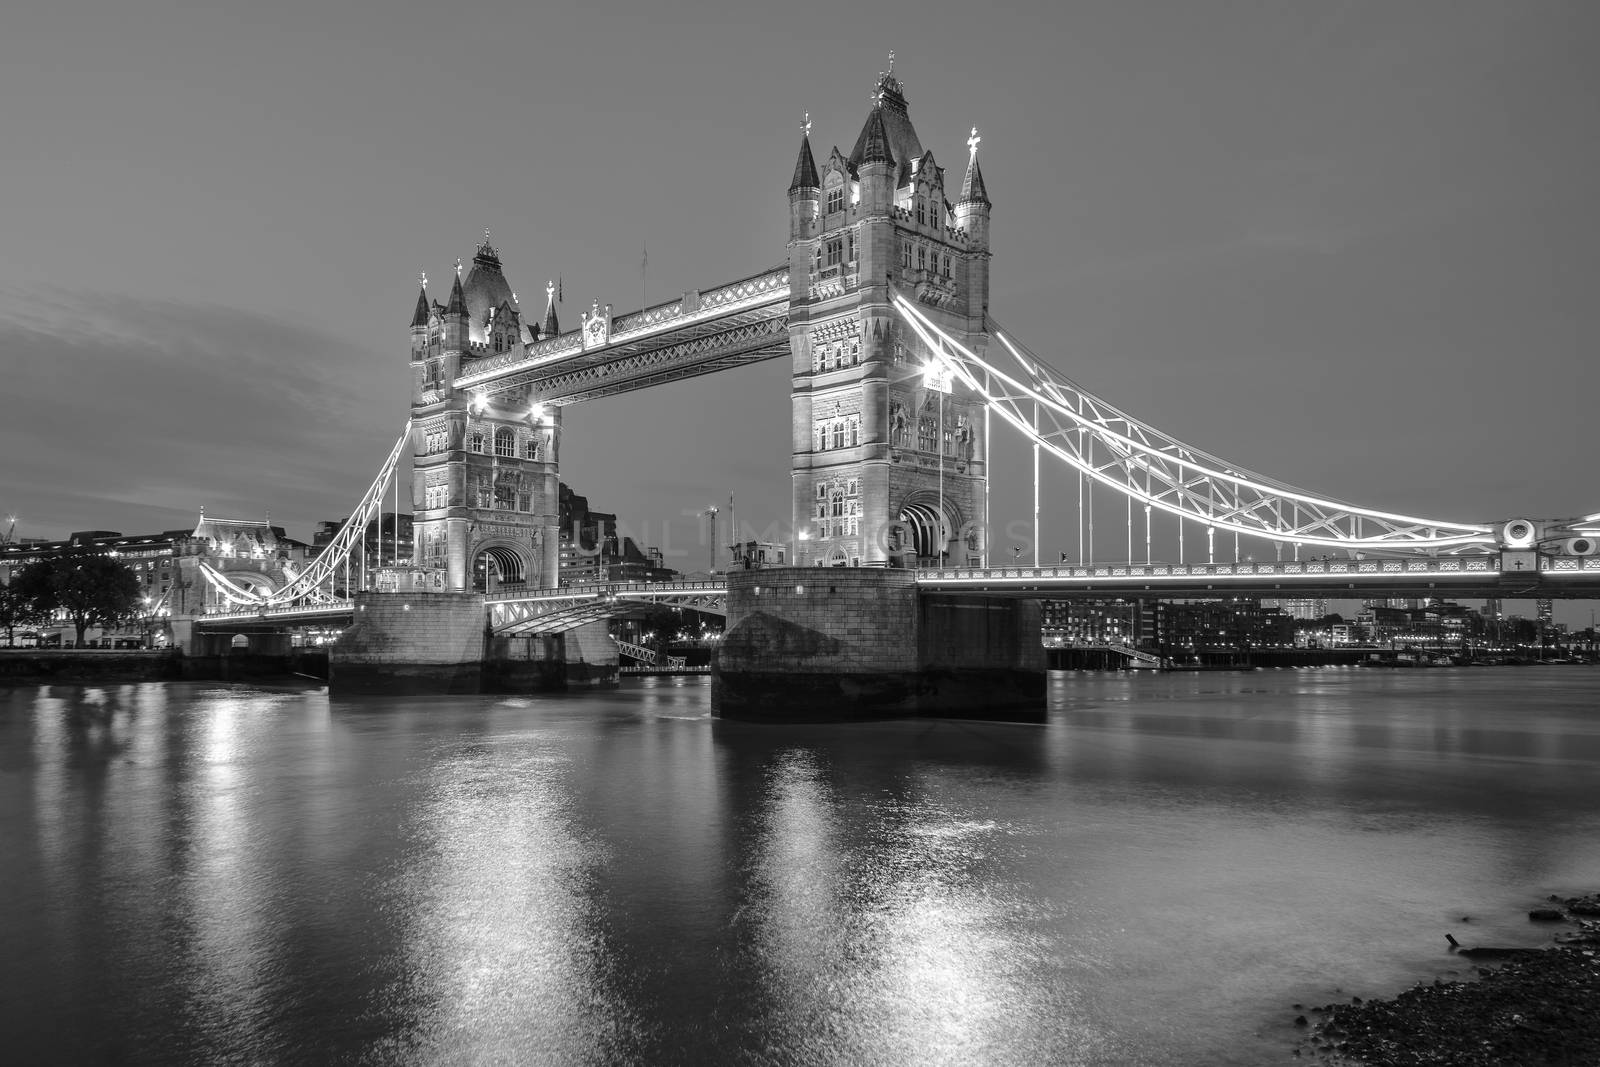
[{"left": 2, "top": 668, "right": 1598, "bottom": 1065}]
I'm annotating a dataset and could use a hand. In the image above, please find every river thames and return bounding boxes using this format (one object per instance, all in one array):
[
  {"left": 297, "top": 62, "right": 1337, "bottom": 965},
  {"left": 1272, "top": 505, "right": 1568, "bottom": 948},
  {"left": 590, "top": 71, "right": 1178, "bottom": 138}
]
[{"left": 2, "top": 667, "right": 1597, "bottom": 1065}]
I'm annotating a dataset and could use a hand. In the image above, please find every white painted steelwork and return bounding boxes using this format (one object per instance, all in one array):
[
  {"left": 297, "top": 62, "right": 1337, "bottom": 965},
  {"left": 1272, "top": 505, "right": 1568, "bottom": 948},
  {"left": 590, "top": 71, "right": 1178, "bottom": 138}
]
[{"left": 892, "top": 293, "right": 1497, "bottom": 552}]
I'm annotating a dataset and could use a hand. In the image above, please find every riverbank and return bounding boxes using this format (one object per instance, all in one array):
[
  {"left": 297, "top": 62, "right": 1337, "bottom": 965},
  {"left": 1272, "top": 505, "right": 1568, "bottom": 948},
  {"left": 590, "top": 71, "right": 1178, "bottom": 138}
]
[
  {"left": 0, "top": 648, "right": 328, "bottom": 684},
  {"left": 1295, "top": 894, "right": 1600, "bottom": 1065}
]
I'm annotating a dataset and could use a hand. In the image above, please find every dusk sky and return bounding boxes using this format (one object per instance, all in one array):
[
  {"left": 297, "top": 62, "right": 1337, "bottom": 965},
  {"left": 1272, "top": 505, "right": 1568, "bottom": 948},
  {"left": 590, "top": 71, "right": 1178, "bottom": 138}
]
[{"left": 2, "top": 1, "right": 1595, "bottom": 616}]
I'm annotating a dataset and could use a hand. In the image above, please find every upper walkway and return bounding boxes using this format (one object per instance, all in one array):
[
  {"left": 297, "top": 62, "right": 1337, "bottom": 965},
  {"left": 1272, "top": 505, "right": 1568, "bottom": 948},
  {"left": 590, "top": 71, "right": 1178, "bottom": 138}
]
[{"left": 449, "top": 267, "right": 791, "bottom": 404}]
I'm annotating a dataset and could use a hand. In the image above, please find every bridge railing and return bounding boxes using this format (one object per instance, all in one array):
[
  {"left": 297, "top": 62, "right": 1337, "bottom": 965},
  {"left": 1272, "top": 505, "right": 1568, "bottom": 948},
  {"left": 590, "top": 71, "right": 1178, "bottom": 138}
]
[
  {"left": 199, "top": 601, "right": 353, "bottom": 623},
  {"left": 916, "top": 557, "right": 1508, "bottom": 582},
  {"left": 486, "top": 580, "right": 728, "bottom": 603}
]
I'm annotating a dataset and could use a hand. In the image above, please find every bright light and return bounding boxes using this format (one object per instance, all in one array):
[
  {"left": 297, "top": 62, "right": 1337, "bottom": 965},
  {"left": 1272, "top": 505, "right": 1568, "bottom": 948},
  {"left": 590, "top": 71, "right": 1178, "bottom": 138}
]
[
  {"left": 922, "top": 361, "right": 953, "bottom": 393},
  {"left": 470, "top": 392, "right": 489, "bottom": 414}
]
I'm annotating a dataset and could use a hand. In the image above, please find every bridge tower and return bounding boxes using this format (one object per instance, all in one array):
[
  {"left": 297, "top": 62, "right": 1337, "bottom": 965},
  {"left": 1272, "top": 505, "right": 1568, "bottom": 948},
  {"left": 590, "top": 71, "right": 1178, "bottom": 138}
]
[
  {"left": 408, "top": 236, "right": 563, "bottom": 592},
  {"left": 787, "top": 64, "right": 992, "bottom": 567}
]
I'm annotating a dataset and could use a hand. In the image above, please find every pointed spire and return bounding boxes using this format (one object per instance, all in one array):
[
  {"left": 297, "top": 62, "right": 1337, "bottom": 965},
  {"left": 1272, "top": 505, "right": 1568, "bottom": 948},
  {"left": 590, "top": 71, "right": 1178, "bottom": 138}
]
[
  {"left": 789, "top": 113, "right": 820, "bottom": 192},
  {"left": 446, "top": 268, "right": 468, "bottom": 318},
  {"left": 543, "top": 279, "right": 560, "bottom": 336},
  {"left": 959, "top": 126, "right": 990, "bottom": 206},
  {"left": 411, "top": 272, "right": 430, "bottom": 328},
  {"left": 855, "top": 106, "right": 894, "bottom": 167}
]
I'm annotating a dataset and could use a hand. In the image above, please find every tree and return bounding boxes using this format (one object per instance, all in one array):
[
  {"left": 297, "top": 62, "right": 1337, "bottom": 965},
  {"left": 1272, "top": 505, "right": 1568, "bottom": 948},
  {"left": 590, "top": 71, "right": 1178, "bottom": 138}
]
[
  {"left": 0, "top": 580, "right": 41, "bottom": 647},
  {"left": 14, "top": 550, "right": 143, "bottom": 648}
]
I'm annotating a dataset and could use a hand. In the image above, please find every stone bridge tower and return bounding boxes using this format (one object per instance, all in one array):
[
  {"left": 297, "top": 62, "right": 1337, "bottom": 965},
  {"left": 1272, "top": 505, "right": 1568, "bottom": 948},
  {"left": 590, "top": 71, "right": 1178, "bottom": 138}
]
[
  {"left": 408, "top": 236, "right": 563, "bottom": 592},
  {"left": 786, "top": 62, "right": 992, "bottom": 567}
]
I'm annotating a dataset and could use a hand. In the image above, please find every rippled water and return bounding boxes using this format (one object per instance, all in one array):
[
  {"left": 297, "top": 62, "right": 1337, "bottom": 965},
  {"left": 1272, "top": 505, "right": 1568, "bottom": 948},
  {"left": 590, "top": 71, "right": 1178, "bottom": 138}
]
[{"left": 3, "top": 668, "right": 1598, "bottom": 1065}]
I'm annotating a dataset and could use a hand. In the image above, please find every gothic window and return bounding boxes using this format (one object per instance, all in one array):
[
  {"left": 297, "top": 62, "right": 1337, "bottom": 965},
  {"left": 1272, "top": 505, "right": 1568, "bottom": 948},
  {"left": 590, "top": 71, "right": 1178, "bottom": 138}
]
[
  {"left": 812, "top": 246, "right": 822, "bottom": 272},
  {"left": 424, "top": 360, "right": 442, "bottom": 390},
  {"left": 825, "top": 238, "right": 843, "bottom": 267},
  {"left": 523, "top": 437, "right": 541, "bottom": 460},
  {"left": 847, "top": 232, "right": 855, "bottom": 263},
  {"left": 494, "top": 427, "right": 516, "bottom": 457},
  {"left": 832, "top": 421, "right": 845, "bottom": 450},
  {"left": 494, "top": 485, "right": 515, "bottom": 510},
  {"left": 813, "top": 345, "right": 824, "bottom": 373},
  {"left": 424, "top": 485, "right": 447, "bottom": 509},
  {"left": 918, "top": 417, "right": 937, "bottom": 452},
  {"left": 475, "top": 485, "right": 492, "bottom": 508},
  {"left": 850, "top": 339, "right": 860, "bottom": 364},
  {"left": 942, "top": 254, "right": 951, "bottom": 279},
  {"left": 469, "top": 431, "right": 485, "bottom": 454},
  {"left": 847, "top": 478, "right": 859, "bottom": 497},
  {"left": 916, "top": 245, "right": 927, "bottom": 272},
  {"left": 517, "top": 491, "right": 531, "bottom": 512},
  {"left": 826, "top": 187, "right": 844, "bottom": 215},
  {"left": 815, "top": 426, "right": 826, "bottom": 452},
  {"left": 901, "top": 242, "right": 912, "bottom": 270},
  {"left": 817, "top": 485, "right": 827, "bottom": 500},
  {"left": 830, "top": 488, "right": 845, "bottom": 518},
  {"left": 848, "top": 419, "right": 858, "bottom": 448},
  {"left": 916, "top": 198, "right": 926, "bottom": 226}
]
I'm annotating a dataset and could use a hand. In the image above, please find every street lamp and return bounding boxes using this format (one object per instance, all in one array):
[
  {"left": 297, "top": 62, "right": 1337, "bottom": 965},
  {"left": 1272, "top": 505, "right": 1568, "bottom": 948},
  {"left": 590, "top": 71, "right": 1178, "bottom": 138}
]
[{"left": 704, "top": 506, "right": 719, "bottom": 575}]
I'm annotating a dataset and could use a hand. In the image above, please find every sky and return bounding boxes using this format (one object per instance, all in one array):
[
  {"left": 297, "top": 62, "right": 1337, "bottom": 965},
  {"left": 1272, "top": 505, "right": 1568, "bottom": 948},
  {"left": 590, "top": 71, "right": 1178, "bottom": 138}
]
[{"left": 1, "top": 1, "right": 1595, "bottom": 619}]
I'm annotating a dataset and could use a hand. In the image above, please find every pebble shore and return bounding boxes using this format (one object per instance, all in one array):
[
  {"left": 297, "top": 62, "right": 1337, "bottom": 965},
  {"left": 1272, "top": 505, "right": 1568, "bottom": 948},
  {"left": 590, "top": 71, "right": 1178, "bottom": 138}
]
[{"left": 1293, "top": 894, "right": 1600, "bottom": 1066}]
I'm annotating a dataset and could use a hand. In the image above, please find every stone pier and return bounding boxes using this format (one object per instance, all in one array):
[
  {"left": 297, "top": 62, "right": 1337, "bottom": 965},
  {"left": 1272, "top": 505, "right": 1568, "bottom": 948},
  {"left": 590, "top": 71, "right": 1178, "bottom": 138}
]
[
  {"left": 331, "top": 591, "right": 488, "bottom": 694},
  {"left": 713, "top": 568, "right": 1046, "bottom": 722},
  {"left": 330, "top": 592, "right": 619, "bottom": 695}
]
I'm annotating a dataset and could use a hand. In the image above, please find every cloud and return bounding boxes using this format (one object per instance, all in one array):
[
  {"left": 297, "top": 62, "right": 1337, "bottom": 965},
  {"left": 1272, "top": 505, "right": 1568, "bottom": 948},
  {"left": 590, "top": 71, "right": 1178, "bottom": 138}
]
[{"left": 0, "top": 287, "right": 406, "bottom": 538}]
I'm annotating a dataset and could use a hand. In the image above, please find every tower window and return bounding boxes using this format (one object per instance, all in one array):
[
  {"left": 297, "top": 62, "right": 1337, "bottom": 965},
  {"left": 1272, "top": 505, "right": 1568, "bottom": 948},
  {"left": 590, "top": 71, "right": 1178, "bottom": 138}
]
[
  {"left": 524, "top": 437, "right": 541, "bottom": 460},
  {"left": 825, "top": 238, "right": 843, "bottom": 267},
  {"left": 469, "top": 431, "right": 485, "bottom": 454},
  {"left": 916, "top": 246, "right": 927, "bottom": 272},
  {"left": 826, "top": 187, "right": 844, "bottom": 214},
  {"left": 901, "top": 243, "right": 912, "bottom": 270},
  {"left": 916, "top": 199, "right": 926, "bottom": 226},
  {"left": 494, "top": 427, "right": 516, "bottom": 457}
]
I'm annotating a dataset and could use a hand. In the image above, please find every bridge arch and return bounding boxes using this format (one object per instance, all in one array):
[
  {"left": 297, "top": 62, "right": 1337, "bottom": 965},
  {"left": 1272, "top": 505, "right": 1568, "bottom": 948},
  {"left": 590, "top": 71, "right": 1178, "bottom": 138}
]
[
  {"left": 470, "top": 538, "right": 531, "bottom": 593},
  {"left": 900, "top": 492, "right": 965, "bottom": 566}
]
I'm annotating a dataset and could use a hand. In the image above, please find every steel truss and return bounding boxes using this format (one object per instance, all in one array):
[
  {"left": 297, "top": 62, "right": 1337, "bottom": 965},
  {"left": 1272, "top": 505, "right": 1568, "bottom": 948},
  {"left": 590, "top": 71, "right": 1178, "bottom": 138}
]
[
  {"left": 489, "top": 583, "right": 728, "bottom": 637},
  {"left": 892, "top": 294, "right": 1495, "bottom": 553}
]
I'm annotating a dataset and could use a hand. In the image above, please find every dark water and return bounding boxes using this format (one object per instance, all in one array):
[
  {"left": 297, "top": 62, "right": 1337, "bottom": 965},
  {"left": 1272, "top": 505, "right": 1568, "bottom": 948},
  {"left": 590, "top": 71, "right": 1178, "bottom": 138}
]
[{"left": 2, "top": 668, "right": 1598, "bottom": 1066}]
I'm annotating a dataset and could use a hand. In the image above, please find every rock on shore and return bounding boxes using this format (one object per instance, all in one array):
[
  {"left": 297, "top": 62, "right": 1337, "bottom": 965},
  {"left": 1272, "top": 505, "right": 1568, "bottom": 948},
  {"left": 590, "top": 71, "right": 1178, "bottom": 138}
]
[{"left": 1295, "top": 895, "right": 1600, "bottom": 1065}]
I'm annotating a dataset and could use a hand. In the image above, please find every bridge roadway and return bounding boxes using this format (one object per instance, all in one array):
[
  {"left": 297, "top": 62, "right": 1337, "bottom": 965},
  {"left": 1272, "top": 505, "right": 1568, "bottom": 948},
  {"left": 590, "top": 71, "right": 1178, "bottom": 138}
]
[{"left": 195, "top": 555, "right": 1600, "bottom": 635}]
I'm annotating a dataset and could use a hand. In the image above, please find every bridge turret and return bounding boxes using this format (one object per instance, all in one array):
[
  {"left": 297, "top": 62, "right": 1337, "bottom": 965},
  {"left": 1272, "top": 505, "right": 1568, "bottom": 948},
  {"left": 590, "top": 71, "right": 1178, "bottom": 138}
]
[
  {"left": 409, "top": 278, "right": 430, "bottom": 360},
  {"left": 788, "top": 118, "right": 820, "bottom": 242},
  {"left": 443, "top": 264, "right": 469, "bottom": 355},
  {"left": 852, "top": 106, "right": 897, "bottom": 217},
  {"left": 954, "top": 127, "right": 991, "bottom": 318}
]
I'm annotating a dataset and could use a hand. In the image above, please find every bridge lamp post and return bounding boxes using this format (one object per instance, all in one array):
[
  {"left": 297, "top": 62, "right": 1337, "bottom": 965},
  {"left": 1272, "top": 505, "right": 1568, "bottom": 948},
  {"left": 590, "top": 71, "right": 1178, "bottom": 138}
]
[
  {"left": 922, "top": 361, "right": 954, "bottom": 566},
  {"left": 704, "top": 506, "right": 719, "bottom": 575}
]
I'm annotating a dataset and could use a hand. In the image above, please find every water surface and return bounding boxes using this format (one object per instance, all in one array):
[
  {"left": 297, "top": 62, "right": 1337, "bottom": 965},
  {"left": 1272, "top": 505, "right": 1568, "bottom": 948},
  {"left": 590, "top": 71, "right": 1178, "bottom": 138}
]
[{"left": 2, "top": 668, "right": 1597, "bottom": 1065}]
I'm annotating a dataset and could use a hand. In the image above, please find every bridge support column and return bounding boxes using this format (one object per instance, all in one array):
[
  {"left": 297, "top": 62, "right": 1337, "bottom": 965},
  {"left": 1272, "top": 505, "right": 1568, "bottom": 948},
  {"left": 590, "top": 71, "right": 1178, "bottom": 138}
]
[
  {"left": 713, "top": 568, "right": 1045, "bottom": 722},
  {"left": 330, "top": 591, "right": 486, "bottom": 695}
]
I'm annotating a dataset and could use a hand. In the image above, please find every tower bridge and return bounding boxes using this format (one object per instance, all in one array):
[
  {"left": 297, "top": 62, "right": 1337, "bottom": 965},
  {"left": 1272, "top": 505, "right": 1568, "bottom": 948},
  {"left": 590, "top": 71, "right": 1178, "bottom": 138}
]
[{"left": 190, "top": 62, "right": 1599, "bottom": 717}]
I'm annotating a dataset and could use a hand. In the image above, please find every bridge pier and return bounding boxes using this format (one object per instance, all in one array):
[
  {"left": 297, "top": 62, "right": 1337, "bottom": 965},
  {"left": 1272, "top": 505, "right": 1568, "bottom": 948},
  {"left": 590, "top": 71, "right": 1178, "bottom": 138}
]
[
  {"left": 713, "top": 568, "right": 1045, "bottom": 722},
  {"left": 484, "top": 621, "right": 619, "bottom": 692}
]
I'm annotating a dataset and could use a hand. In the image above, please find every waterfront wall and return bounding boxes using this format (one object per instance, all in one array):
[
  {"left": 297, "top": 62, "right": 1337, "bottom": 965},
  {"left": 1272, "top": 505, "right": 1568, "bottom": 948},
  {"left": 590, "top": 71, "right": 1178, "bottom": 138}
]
[{"left": 713, "top": 568, "right": 1045, "bottom": 721}]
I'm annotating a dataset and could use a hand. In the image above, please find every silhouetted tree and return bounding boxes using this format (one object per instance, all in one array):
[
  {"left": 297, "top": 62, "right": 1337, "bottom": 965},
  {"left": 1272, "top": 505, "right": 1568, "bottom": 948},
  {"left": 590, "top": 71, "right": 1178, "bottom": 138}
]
[
  {"left": 14, "top": 550, "right": 142, "bottom": 647},
  {"left": 0, "top": 581, "right": 41, "bottom": 647}
]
